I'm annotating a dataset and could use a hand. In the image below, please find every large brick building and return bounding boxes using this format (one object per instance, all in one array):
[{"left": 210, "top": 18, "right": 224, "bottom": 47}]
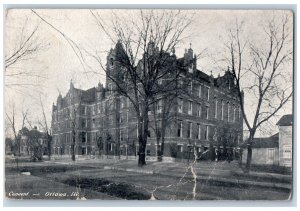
[{"left": 51, "top": 42, "right": 243, "bottom": 161}]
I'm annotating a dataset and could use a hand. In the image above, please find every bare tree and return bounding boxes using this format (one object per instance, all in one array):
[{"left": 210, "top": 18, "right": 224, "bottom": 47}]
[
  {"left": 151, "top": 90, "right": 179, "bottom": 161},
  {"left": 5, "top": 101, "right": 29, "bottom": 156},
  {"left": 38, "top": 95, "right": 52, "bottom": 160},
  {"left": 69, "top": 95, "right": 82, "bottom": 161},
  {"left": 5, "top": 11, "right": 49, "bottom": 91},
  {"left": 224, "top": 14, "right": 293, "bottom": 172},
  {"left": 90, "top": 10, "right": 193, "bottom": 166}
]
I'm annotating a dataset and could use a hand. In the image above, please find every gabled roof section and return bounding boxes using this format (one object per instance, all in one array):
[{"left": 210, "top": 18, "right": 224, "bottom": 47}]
[
  {"left": 81, "top": 87, "right": 96, "bottom": 103},
  {"left": 276, "top": 114, "right": 293, "bottom": 126},
  {"left": 240, "top": 133, "right": 279, "bottom": 148}
]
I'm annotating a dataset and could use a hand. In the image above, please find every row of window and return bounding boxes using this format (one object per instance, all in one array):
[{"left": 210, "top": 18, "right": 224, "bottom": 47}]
[
  {"left": 178, "top": 98, "right": 241, "bottom": 122},
  {"left": 177, "top": 121, "right": 209, "bottom": 140}
]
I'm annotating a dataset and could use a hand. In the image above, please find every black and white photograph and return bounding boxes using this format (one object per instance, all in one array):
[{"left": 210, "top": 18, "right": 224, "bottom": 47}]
[{"left": 4, "top": 8, "right": 294, "bottom": 201}]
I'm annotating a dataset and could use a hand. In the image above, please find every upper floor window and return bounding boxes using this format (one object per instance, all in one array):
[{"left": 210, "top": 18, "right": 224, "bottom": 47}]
[
  {"left": 189, "top": 81, "right": 193, "bottom": 94},
  {"left": 215, "top": 99, "right": 218, "bottom": 119},
  {"left": 206, "top": 106, "right": 209, "bottom": 119},
  {"left": 92, "top": 118, "right": 95, "bottom": 128},
  {"left": 177, "top": 121, "right": 183, "bottom": 138},
  {"left": 188, "top": 101, "right": 192, "bottom": 115},
  {"left": 187, "top": 122, "right": 192, "bottom": 138},
  {"left": 197, "top": 124, "right": 201, "bottom": 140},
  {"left": 204, "top": 125, "right": 209, "bottom": 140},
  {"left": 197, "top": 104, "right": 201, "bottom": 117},
  {"left": 206, "top": 88, "right": 210, "bottom": 101},
  {"left": 199, "top": 84, "right": 202, "bottom": 98},
  {"left": 82, "top": 119, "right": 87, "bottom": 128},
  {"left": 156, "top": 99, "right": 162, "bottom": 113},
  {"left": 121, "top": 98, "right": 124, "bottom": 109},
  {"left": 83, "top": 106, "right": 87, "bottom": 115},
  {"left": 233, "top": 106, "right": 236, "bottom": 122},
  {"left": 221, "top": 100, "right": 224, "bottom": 120},
  {"left": 81, "top": 132, "right": 86, "bottom": 143},
  {"left": 178, "top": 98, "right": 183, "bottom": 113},
  {"left": 227, "top": 102, "right": 230, "bottom": 122}
]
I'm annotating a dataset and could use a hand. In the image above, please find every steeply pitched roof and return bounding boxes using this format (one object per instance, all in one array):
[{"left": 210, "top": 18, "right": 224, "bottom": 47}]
[{"left": 276, "top": 114, "right": 293, "bottom": 126}]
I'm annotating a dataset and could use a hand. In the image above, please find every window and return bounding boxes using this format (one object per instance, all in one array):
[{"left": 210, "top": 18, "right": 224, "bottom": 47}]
[
  {"left": 92, "top": 105, "right": 96, "bottom": 114},
  {"left": 267, "top": 148, "right": 275, "bottom": 164},
  {"left": 215, "top": 99, "right": 218, "bottom": 119},
  {"left": 227, "top": 102, "right": 230, "bottom": 122},
  {"left": 98, "top": 103, "right": 101, "bottom": 113},
  {"left": 207, "top": 88, "right": 210, "bottom": 101},
  {"left": 121, "top": 99, "right": 124, "bottom": 109},
  {"left": 177, "top": 145, "right": 183, "bottom": 152},
  {"left": 199, "top": 84, "right": 202, "bottom": 98},
  {"left": 119, "top": 129, "right": 123, "bottom": 141},
  {"left": 197, "top": 104, "right": 201, "bottom": 117},
  {"left": 204, "top": 125, "right": 209, "bottom": 140},
  {"left": 156, "top": 99, "right": 162, "bottom": 113},
  {"left": 178, "top": 80, "right": 183, "bottom": 88},
  {"left": 110, "top": 58, "right": 114, "bottom": 66},
  {"left": 146, "top": 149, "right": 151, "bottom": 156},
  {"left": 97, "top": 92, "right": 101, "bottom": 100},
  {"left": 189, "top": 81, "right": 193, "bottom": 94},
  {"left": 108, "top": 143, "right": 113, "bottom": 151},
  {"left": 81, "top": 132, "right": 86, "bottom": 143},
  {"left": 187, "top": 122, "right": 192, "bottom": 138},
  {"left": 177, "top": 121, "right": 183, "bottom": 137},
  {"left": 233, "top": 107, "right": 236, "bottom": 122},
  {"left": 158, "top": 79, "right": 162, "bottom": 85},
  {"left": 238, "top": 108, "right": 241, "bottom": 120},
  {"left": 206, "top": 106, "right": 209, "bottom": 119},
  {"left": 136, "top": 124, "right": 139, "bottom": 138},
  {"left": 283, "top": 145, "right": 292, "bottom": 160},
  {"left": 221, "top": 100, "right": 224, "bottom": 120},
  {"left": 197, "top": 124, "right": 201, "bottom": 140},
  {"left": 119, "top": 113, "right": 123, "bottom": 123},
  {"left": 178, "top": 98, "right": 183, "bottom": 113},
  {"left": 188, "top": 101, "right": 192, "bottom": 115},
  {"left": 188, "top": 63, "right": 193, "bottom": 73},
  {"left": 82, "top": 106, "right": 87, "bottom": 115},
  {"left": 82, "top": 119, "right": 87, "bottom": 128},
  {"left": 92, "top": 118, "right": 95, "bottom": 127}
]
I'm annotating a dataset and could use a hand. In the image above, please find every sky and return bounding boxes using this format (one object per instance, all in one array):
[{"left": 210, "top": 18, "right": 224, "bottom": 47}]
[{"left": 4, "top": 9, "right": 293, "bottom": 138}]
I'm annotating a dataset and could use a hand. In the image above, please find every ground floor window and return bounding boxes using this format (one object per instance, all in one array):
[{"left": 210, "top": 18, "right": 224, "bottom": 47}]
[
  {"left": 283, "top": 145, "right": 292, "bottom": 160},
  {"left": 177, "top": 145, "right": 183, "bottom": 152},
  {"left": 108, "top": 143, "right": 113, "bottom": 151},
  {"left": 267, "top": 148, "right": 275, "bottom": 163}
]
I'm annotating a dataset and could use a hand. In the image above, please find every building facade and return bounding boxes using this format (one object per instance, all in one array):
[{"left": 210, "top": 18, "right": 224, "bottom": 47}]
[
  {"left": 19, "top": 126, "right": 49, "bottom": 157},
  {"left": 277, "top": 114, "right": 293, "bottom": 167},
  {"left": 242, "top": 133, "right": 279, "bottom": 165},
  {"left": 51, "top": 42, "right": 243, "bottom": 161}
]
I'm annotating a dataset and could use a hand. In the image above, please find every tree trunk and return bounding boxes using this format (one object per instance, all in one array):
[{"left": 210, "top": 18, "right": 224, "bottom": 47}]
[
  {"left": 156, "top": 136, "right": 161, "bottom": 161},
  {"left": 245, "top": 134, "right": 254, "bottom": 173},
  {"left": 71, "top": 130, "right": 76, "bottom": 161},
  {"left": 138, "top": 110, "right": 149, "bottom": 167},
  {"left": 159, "top": 128, "right": 166, "bottom": 162},
  {"left": 138, "top": 134, "right": 147, "bottom": 166},
  {"left": 47, "top": 134, "right": 51, "bottom": 160}
]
